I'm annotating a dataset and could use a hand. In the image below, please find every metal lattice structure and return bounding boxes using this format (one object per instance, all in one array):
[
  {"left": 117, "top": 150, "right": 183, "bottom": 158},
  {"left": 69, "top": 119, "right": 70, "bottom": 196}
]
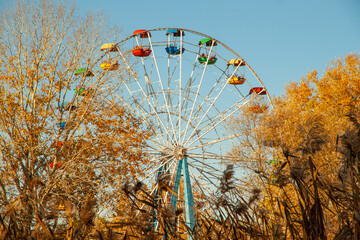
[{"left": 85, "top": 28, "right": 271, "bottom": 238}]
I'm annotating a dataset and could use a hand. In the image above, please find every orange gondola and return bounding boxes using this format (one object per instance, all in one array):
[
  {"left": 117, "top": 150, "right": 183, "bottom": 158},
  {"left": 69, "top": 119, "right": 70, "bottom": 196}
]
[
  {"left": 133, "top": 29, "right": 151, "bottom": 38},
  {"left": 248, "top": 87, "right": 268, "bottom": 113}
]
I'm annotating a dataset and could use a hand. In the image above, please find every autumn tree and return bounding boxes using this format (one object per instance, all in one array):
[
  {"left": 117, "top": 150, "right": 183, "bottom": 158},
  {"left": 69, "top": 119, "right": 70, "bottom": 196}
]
[
  {"left": 228, "top": 54, "right": 360, "bottom": 239},
  {"left": 0, "top": 0, "right": 151, "bottom": 238}
]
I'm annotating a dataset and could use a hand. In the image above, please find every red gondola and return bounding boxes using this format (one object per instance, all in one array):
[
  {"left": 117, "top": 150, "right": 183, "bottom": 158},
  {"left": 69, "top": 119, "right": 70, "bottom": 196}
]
[
  {"left": 132, "top": 29, "right": 152, "bottom": 57},
  {"left": 249, "top": 87, "right": 267, "bottom": 95},
  {"left": 132, "top": 46, "right": 152, "bottom": 57},
  {"left": 51, "top": 141, "right": 64, "bottom": 148},
  {"left": 50, "top": 162, "right": 61, "bottom": 169}
]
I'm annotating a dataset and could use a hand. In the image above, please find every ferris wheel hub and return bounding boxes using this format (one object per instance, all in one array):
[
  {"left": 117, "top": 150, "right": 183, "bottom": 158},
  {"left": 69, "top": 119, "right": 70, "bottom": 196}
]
[
  {"left": 173, "top": 143, "right": 187, "bottom": 160},
  {"left": 161, "top": 143, "right": 187, "bottom": 160}
]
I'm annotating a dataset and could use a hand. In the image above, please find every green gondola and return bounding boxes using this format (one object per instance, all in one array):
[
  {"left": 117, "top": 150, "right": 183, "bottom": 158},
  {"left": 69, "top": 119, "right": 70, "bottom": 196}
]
[
  {"left": 198, "top": 38, "right": 217, "bottom": 46},
  {"left": 74, "top": 68, "right": 94, "bottom": 77},
  {"left": 198, "top": 56, "right": 217, "bottom": 65}
]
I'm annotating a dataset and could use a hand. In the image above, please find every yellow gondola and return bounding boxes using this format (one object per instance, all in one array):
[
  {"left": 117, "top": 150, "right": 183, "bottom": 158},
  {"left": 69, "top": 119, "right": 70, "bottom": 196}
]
[
  {"left": 100, "top": 62, "right": 120, "bottom": 71},
  {"left": 227, "top": 59, "right": 245, "bottom": 66},
  {"left": 227, "top": 76, "right": 245, "bottom": 85},
  {"left": 100, "top": 43, "right": 117, "bottom": 52},
  {"left": 59, "top": 201, "right": 65, "bottom": 211}
]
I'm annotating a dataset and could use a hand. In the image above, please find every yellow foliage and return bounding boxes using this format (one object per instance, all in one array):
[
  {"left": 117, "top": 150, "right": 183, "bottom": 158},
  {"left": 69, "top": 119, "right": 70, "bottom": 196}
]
[{"left": 0, "top": 0, "right": 151, "bottom": 237}]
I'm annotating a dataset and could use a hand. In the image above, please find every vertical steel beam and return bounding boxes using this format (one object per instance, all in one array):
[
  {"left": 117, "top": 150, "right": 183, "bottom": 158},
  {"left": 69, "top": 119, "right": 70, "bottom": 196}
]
[
  {"left": 183, "top": 157, "right": 195, "bottom": 239},
  {"left": 170, "top": 158, "right": 183, "bottom": 210},
  {"left": 152, "top": 163, "right": 168, "bottom": 230}
]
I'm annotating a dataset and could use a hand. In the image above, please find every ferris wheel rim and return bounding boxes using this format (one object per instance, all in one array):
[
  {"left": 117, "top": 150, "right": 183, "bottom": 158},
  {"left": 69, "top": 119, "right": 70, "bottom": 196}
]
[
  {"left": 106, "top": 27, "right": 272, "bottom": 104},
  {"left": 78, "top": 27, "right": 273, "bottom": 171},
  {"left": 83, "top": 28, "right": 273, "bottom": 233}
]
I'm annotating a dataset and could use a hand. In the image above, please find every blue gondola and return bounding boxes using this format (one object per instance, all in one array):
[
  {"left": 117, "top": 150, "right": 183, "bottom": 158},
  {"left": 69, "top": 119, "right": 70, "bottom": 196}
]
[
  {"left": 165, "top": 29, "right": 185, "bottom": 55},
  {"left": 166, "top": 29, "right": 185, "bottom": 37},
  {"left": 165, "top": 44, "right": 185, "bottom": 55},
  {"left": 57, "top": 121, "right": 66, "bottom": 129}
]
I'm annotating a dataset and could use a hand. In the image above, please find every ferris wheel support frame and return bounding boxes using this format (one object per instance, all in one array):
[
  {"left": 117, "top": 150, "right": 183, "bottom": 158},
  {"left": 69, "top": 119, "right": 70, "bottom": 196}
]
[
  {"left": 165, "top": 156, "right": 196, "bottom": 239},
  {"left": 182, "top": 157, "right": 196, "bottom": 236},
  {"left": 92, "top": 28, "right": 271, "bottom": 239}
]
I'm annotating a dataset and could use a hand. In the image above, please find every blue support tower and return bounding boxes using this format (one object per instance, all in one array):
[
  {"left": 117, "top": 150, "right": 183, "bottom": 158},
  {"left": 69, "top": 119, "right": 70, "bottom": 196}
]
[
  {"left": 170, "top": 158, "right": 183, "bottom": 210},
  {"left": 169, "top": 157, "right": 195, "bottom": 240},
  {"left": 151, "top": 164, "right": 167, "bottom": 230},
  {"left": 182, "top": 157, "right": 196, "bottom": 237}
]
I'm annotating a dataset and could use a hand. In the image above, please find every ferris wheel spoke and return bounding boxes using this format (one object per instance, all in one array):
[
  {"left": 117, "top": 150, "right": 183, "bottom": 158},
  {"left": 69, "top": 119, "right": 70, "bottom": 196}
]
[
  {"left": 187, "top": 156, "right": 225, "bottom": 175},
  {"left": 182, "top": 79, "right": 228, "bottom": 145},
  {"left": 184, "top": 95, "right": 255, "bottom": 148},
  {"left": 166, "top": 57, "right": 181, "bottom": 142},
  {"left": 180, "top": 77, "right": 225, "bottom": 143},
  {"left": 131, "top": 185, "right": 158, "bottom": 218},
  {"left": 107, "top": 79, "right": 170, "bottom": 148},
  {"left": 105, "top": 94, "right": 168, "bottom": 149},
  {"left": 166, "top": 53, "right": 180, "bottom": 113},
  {"left": 187, "top": 152, "right": 234, "bottom": 162},
  {"left": 177, "top": 31, "right": 184, "bottom": 141},
  {"left": 139, "top": 155, "right": 176, "bottom": 183},
  {"left": 68, "top": 72, "right": 168, "bottom": 149},
  {"left": 134, "top": 63, "right": 174, "bottom": 144},
  {"left": 177, "top": 92, "right": 221, "bottom": 141},
  {"left": 144, "top": 61, "right": 160, "bottom": 110},
  {"left": 180, "top": 42, "right": 216, "bottom": 145},
  {"left": 183, "top": 63, "right": 244, "bottom": 145},
  {"left": 187, "top": 160, "right": 221, "bottom": 188},
  {"left": 182, "top": 53, "right": 201, "bottom": 108},
  {"left": 116, "top": 48, "right": 175, "bottom": 146},
  {"left": 188, "top": 158, "right": 223, "bottom": 180},
  {"left": 168, "top": 57, "right": 181, "bottom": 86},
  {"left": 148, "top": 36, "right": 178, "bottom": 144},
  {"left": 191, "top": 63, "right": 240, "bottom": 117},
  {"left": 187, "top": 131, "right": 250, "bottom": 152},
  {"left": 138, "top": 48, "right": 163, "bottom": 115},
  {"left": 189, "top": 172, "right": 217, "bottom": 204},
  {"left": 137, "top": 158, "right": 178, "bottom": 216},
  {"left": 199, "top": 66, "right": 228, "bottom": 100},
  {"left": 188, "top": 168, "right": 225, "bottom": 221}
]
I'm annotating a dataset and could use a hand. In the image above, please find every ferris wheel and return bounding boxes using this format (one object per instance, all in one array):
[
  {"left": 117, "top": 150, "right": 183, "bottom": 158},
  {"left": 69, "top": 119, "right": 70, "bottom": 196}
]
[{"left": 84, "top": 28, "right": 270, "bottom": 237}]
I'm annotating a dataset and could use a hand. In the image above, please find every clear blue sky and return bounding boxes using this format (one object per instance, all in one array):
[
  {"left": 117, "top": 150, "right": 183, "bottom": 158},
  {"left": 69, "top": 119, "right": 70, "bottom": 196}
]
[
  {"left": 75, "top": 0, "right": 360, "bottom": 96},
  {"left": 3, "top": 0, "right": 360, "bottom": 96}
]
